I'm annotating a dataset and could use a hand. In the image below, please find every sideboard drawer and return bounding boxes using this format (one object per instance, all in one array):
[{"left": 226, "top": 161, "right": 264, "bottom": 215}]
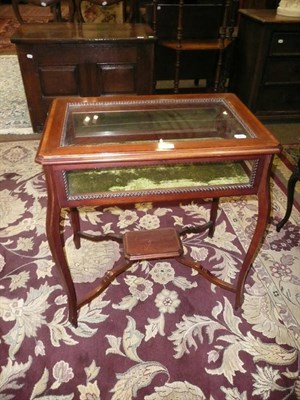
[
  {"left": 256, "top": 85, "right": 300, "bottom": 112},
  {"left": 263, "top": 58, "right": 300, "bottom": 83},
  {"left": 270, "top": 32, "right": 300, "bottom": 56},
  {"left": 35, "top": 44, "right": 138, "bottom": 64}
]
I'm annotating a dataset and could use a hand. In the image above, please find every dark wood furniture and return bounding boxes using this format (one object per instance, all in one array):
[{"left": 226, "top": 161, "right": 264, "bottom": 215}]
[
  {"left": 239, "top": 0, "right": 279, "bottom": 8},
  {"left": 231, "top": 9, "right": 300, "bottom": 121},
  {"left": 11, "top": 0, "right": 74, "bottom": 23},
  {"left": 11, "top": 23, "right": 155, "bottom": 133},
  {"left": 146, "top": 0, "right": 238, "bottom": 93},
  {"left": 36, "top": 93, "right": 280, "bottom": 327}
]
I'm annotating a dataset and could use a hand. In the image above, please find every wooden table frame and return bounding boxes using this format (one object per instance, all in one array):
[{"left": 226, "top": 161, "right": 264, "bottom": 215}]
[{"left": 36, "top": 93, "right": 280, "bottom": 327}]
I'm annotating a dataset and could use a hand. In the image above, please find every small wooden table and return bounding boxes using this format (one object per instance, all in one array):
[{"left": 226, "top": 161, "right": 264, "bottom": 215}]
[{"left": 36, "top": 93, "right": 280, "bottom": 327}]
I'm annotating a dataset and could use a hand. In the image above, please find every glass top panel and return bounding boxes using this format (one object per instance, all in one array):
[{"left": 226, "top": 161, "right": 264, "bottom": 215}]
[{"left": 62, "top": 101, "right": 254, "bottom": 146}]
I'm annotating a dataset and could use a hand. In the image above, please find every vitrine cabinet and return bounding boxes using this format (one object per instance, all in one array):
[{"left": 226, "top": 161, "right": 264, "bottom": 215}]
[{"left": 36, "top": 93, "right": 280, "bottom": 326}]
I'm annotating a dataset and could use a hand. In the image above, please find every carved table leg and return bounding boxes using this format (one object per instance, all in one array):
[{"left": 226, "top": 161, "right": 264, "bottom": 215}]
[
  {"left": 45, "top": 172, "right": 79, "bottom": 327},
  {"left": 235, "top": 156, "right": 273, "bottom": 309}
]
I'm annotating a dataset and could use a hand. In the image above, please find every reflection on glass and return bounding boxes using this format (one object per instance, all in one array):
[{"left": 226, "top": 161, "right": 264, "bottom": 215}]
[{"left": 63, "top": 102, "right": 253, "bottom": 146}]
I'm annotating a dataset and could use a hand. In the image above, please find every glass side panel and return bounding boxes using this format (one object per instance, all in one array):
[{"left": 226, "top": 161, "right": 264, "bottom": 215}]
[
  {"left": 63, "top": 101, "right": 254, "bottom": 146},
  {"left": 65, "top": 160, "right": 256, "bottom": 199}
]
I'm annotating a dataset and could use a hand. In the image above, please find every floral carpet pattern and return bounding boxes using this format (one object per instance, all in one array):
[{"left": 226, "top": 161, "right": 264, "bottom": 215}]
[{"left": 0, "top": 140, "right": 299, "bottom": 399}]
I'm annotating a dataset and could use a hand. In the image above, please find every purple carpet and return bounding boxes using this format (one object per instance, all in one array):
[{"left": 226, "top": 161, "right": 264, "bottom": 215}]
[{"left": 0, "top": 140, "right": 299, "bottom": 399}]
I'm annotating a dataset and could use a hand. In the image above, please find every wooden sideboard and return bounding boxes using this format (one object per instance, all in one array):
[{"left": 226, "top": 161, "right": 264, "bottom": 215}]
[
  {"left": 11, "top": 23, "right": 155, "bottom": 133},
  {"left": 231, "top": 9, "right": 300, "bottom": 121}
]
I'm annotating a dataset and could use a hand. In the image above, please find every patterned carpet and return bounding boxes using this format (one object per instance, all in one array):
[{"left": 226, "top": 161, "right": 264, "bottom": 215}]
[
  {"left": 0, "top": 55, "right": 32, "bottom": 134},
  {"left": 0, "top": 5, "right": 52, "bottom": 55},
  {"left": 0, "top": 139, "right": 299, "bottom": 399},
  {"left": 0, "top": 17, "right": 19, "bottom": 54}
]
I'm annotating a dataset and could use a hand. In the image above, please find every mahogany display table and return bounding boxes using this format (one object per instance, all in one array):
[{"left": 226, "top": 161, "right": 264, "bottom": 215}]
[{"left": 36, "top": 93, "right": 280, "bottom": 327}]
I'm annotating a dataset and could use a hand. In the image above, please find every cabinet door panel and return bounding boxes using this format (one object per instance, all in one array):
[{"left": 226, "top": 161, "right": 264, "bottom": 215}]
[
  {"left": 39, "top": 66, "right": 79, "bottom": 96},
  {"left": 100, "top": 64, "right": 136, "bottom": 94},
  {"left": 77, "top": 63, "right": 137, "bottom": 95}
]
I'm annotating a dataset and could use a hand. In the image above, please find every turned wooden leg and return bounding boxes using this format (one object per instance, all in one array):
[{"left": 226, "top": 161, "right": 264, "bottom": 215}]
[
  {"left": 52, "top": 2, "right": 63, "bottom": 21},
  {"left": 69, "top": 207, "right": 81, "bottom": 249},
  {"left": 67, "top": 0, "right": 75, "bottom": 21},
  {"left": 11, "top": 0, "right": 24, "bottom": 24},
  {"left": 208, "top": 197, "right": 219, "bottom": 237}
]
